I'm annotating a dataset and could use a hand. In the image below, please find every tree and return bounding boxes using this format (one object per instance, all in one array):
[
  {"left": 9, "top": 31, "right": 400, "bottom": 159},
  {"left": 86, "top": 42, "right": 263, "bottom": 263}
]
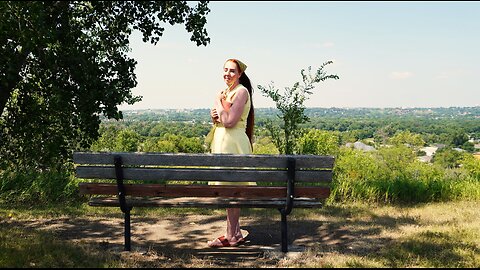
[
  {"left": 253, "top": 136, "right": 280, "bottom": 154},
  {"left": 450, "top": 130, "right": 469, "bottom": 147},
  {"left": 257, "top": 61, "right": 339, "bottom": 154},
  {"left": 432, "top": 148, "right": 467, "bottom": 169},
  {"left": 0, "top": 1, "right": 210, "bottom": 170},
  {"left": 90, "top": 125, "right": 120, "bottom": 151},
  {"left": 389, "top": 130, "right": 425, "bottom": 150},
  {"left": 373, "top": 124, "right": 397, "bottom": 146},
  {"left": 461, "top": 154, "right": 480, "bottom": 180},
  {"left": 377, "top": 145, "right": 416, "bottom": 173},
  {"left": 114, "top": 129, "right": 141, "bottom": 152},
  {"left": 297, "top": 129, "right": 340, "bottom": 156},
  {"left": 140, "top": 137, "right": 178, "bottom": 153},
  {"left": 175, "top": 135, "right": 205, "bottom": 153}
]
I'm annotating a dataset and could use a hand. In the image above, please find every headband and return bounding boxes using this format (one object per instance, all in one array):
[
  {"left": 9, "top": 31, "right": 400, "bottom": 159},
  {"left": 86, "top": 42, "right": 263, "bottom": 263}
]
[{"left": 227, "top": 59, "right": 247, "bottom": 73}]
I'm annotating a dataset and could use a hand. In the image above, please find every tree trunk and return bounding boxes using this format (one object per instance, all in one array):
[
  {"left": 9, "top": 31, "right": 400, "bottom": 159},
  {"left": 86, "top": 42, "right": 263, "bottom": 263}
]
[{"left": 0, "top": 51, "right": 28, "bottom": 117}]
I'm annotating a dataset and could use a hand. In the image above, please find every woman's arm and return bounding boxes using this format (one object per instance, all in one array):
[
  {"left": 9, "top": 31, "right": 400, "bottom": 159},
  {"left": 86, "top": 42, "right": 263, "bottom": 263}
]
[
  {"left": 211, "top": 91, "right": 233, "bottom": 123},
  {"left": 215, "top": 87, "right": 248, "bottom": 128}
]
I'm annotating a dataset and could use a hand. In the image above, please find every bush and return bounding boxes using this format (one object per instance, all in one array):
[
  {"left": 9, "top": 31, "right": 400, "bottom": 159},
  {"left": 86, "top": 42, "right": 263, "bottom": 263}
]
[
  {"left": 330, "top": 146, "right": 480, "bottom": 204},
  {"left": 0, "top": 167, "right": 81, "bottom": 205},
  {"left": 297, "top": 129, "right": 340, "bottom": 156},
  {"left": 330, "top": 147, "right": 387, "bottom": 204}
]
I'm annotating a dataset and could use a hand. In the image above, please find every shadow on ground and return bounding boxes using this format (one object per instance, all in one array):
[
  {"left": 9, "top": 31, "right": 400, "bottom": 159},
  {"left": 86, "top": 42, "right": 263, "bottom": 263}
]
[{"left": 1, "top": 205, "right": 420, "bottom": 267}]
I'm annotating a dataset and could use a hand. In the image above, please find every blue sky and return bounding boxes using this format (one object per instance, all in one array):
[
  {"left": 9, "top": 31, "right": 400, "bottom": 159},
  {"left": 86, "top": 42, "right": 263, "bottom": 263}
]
[{"left": 120, "top": 1, "right": 480, "bottom": 110}]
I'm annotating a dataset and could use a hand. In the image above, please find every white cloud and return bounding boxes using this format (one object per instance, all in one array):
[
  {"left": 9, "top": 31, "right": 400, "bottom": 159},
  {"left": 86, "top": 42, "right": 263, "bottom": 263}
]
[
  {"left": 304, "top": 41, "right": 335, "bottom": 49},
  {"left": 322, "top": 42, "right": 335, "bottom": 48},
  {"left": 435, "top": 69, "right": 467, "bottom": 79},
  {"left": 390, "top": 71, "right": 413, "bottom": 80}
]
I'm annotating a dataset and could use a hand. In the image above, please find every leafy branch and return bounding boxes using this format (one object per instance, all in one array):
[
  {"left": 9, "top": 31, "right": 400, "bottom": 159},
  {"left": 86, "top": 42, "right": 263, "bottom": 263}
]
[{"left": 257, "top": 61, "right": 339, "bottom": 154}]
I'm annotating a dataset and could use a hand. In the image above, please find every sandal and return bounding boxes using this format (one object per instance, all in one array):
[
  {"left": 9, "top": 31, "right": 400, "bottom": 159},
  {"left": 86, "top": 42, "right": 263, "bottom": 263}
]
[
  {"left": 207, "top": 236, "right": 237, "bottom": 248},
  {"left": 228, "top": 236, "right": 247, "bottom": 246}
]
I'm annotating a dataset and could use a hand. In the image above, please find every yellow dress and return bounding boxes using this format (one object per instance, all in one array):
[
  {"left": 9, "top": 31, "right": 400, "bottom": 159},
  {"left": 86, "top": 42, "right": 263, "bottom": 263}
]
[{"left": 209, "top": 84, "right": 256, "bottom": 186}]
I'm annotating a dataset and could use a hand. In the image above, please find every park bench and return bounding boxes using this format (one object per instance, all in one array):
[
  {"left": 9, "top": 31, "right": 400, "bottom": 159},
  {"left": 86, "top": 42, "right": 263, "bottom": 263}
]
[{"left": 73, "top": 152, "right": 334, "bottom": 253}]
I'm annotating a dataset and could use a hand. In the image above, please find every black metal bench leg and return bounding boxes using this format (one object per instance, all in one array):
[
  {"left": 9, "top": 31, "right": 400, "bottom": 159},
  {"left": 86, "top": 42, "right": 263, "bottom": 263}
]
[
  {"left": 280, "top": 209, "right": 288, "bottom": 253},
  {"left": 279, "top": 157, "right": 295, "bottom": 253},
  {"left": 114, "top": 155, "right": 132, "bottom": 251},
  {"left": 124, "top": 209, "right": 131, "bottom": 251}
]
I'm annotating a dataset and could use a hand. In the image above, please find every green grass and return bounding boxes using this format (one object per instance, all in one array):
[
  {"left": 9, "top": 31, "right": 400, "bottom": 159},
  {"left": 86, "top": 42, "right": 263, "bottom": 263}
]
[
  {"left": 275, "top": 201, "right": 480, "bottom": 268},
  {"left": 0, "top": 224, "right": 121, "bottom": 268},
  {"left": 380, "top": 229, "right": 479, "bottom": 268}
]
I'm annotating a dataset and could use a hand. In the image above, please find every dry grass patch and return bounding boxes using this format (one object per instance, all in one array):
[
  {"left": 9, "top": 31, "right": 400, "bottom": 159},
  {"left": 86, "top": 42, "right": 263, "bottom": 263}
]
[{"left": 1, "top": 200, "right": 479, "bottom": 268}]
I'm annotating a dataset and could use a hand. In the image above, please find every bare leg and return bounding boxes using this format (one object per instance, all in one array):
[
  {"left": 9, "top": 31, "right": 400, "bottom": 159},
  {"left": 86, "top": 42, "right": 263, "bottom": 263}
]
[
  {"left": 226, "top": 208, "right": 242, "bottom": 242},
  {"left": 207, "top": 208, "right": 243, "bottom": 247}
]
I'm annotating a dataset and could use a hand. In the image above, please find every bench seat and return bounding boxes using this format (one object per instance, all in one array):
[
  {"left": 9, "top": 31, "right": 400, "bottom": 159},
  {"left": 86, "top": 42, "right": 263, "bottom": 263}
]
[{"left": 87, "top": 196, "right": 324, "bottom": 208}]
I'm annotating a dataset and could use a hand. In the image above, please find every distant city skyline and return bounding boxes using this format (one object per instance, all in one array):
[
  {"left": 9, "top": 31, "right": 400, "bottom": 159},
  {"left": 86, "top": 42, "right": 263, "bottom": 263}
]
[{"left": 119, "top": 1, "right": 480, "bottom": 110}]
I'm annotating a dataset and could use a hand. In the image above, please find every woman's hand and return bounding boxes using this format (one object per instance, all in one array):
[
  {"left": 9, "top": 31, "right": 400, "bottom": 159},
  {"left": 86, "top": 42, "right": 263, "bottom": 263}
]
[
  {"left": 210, "top": 108, "right": 219, "bottom": 123},
  {"left": 217, "top": 90, "right": 226, "bottom": 101},
  {"left": 215, "top": 87, "right": 248, "bottom": 128}
]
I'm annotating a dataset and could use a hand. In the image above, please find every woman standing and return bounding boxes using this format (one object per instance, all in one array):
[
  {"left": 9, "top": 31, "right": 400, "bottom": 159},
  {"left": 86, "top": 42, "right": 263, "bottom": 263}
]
[{"left": 207, "top": 58, "right": 255, "bottom": 247}]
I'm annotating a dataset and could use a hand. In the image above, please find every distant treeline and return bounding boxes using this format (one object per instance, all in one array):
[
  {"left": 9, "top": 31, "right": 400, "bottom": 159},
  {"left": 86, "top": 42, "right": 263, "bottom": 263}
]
[
  {"left": 118, "top": 107, "right": 480, "bottom": 121},
  {"left": 108, "top": 107, "right": 480, "bottom": 145}
]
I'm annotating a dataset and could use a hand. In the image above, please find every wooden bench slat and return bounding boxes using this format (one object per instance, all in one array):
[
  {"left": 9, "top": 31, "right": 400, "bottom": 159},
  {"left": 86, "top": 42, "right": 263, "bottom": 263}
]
[
  {"left": 76, "top": 166, "right": 332, "bottom": 183},
  {"left": 73, "top": 152, "right": 335, "bottom": 169},
  {"left": 88, "top": 196, "right": 324, "bottom": 208},
  {"left": 79, "top": 183, "right": 331, "bottom": 199},
  {"left": 297, "top": 170, "right": 333, "bottom": 182}
]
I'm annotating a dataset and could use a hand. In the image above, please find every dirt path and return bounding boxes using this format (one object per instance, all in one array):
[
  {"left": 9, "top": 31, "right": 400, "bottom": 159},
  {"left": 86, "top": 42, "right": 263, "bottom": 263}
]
[
  {"left": 3, "top": 206, "right": 395, "bottom": 267},
  {"left": 4, "top": 210, "right": 349, "bottom": 266},
  {"left": 3, "top": 201, "right": 479, "bottom": 267}
]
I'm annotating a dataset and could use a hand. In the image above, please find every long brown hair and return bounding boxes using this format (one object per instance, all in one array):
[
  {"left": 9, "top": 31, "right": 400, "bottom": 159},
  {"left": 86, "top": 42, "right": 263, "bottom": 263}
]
[{"left": 227, "top": 59, "right": 255, "bottom": 146}]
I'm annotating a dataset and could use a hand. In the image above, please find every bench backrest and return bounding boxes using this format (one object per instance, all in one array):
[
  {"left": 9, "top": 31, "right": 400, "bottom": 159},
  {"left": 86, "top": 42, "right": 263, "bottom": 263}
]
[{"left": 74, "top": 152, "right": 334, "bottom": 199}]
